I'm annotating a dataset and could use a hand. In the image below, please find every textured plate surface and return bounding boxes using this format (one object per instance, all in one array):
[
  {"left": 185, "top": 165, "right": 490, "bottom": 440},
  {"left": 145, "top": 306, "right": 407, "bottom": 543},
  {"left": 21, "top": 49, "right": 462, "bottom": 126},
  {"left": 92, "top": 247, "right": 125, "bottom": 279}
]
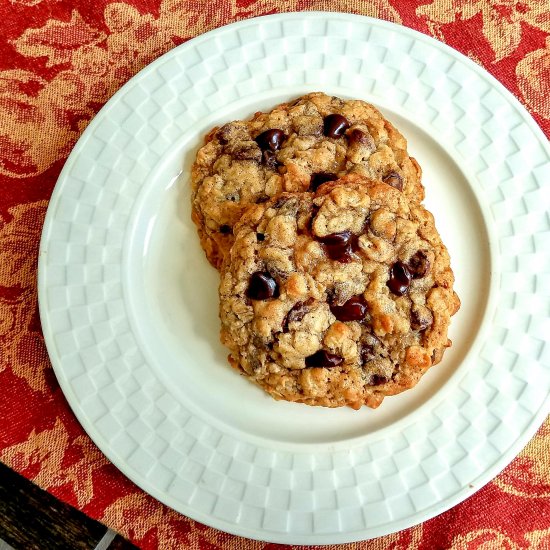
[{"left": 38, "top": 13, "right": 550, "bottom": 544}]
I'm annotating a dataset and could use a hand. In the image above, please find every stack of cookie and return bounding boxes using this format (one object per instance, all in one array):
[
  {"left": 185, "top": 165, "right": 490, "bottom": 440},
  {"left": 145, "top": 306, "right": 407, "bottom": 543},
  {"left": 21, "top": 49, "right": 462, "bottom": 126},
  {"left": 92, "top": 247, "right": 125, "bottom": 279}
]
[{"left": 191, "top": 93, "right": 460, "bottom": 409}]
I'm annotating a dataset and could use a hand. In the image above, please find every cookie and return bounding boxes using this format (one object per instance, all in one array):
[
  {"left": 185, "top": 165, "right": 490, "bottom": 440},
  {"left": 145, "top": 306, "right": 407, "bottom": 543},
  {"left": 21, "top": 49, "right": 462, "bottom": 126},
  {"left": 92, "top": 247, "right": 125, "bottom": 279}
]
[
  {"left": 219, "top": 175, "right": 459, "bottom": 409},
  {"left": 191, "top": 92, "right": 424, "bottom": 268}
]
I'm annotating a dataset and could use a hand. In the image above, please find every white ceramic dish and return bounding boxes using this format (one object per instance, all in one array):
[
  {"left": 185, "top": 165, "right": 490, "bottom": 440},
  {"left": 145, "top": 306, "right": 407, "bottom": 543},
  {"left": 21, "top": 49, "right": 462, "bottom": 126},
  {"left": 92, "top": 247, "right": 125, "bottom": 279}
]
[{"left": 38, "top": 12, "right": 550, "bottom": 544}]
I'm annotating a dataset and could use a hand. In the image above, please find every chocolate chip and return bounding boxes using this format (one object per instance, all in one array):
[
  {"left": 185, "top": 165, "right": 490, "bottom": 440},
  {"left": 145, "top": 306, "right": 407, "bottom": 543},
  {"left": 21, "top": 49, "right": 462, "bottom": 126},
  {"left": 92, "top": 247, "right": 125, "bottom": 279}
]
[
  {"left": 309, "top": 172, "right": 338, "bottom": 192},
  {"left": 360, "top": 333, "right": 380, "bottom": 365},
  {"left": 216, "top": 133, "right": 228, "bottom": 145},
  {"left": 411, "top": 305, "right": 433, "bottom": 331},
  {"left": 382, "top": 171, "right": 403, "bottom": 191},
  {"left": 262, "top": 150, "right": 279, "bottom": 170},
  {"left": 255, "top": 129, "right": 286, "bottom": 151},
  {"left": 317, "top": 232, "right": 352, "bottom": 247},
  {"left": 348, "top": 128, "right": 374, "bottom": 148},
  {"left": 231, "top": 144, "right": 262, "bottom": 162},
  {"left": 305, "top": 350, "right": 343, "bottom": 368},
  {"left": 256, "top": 233, "right": 265, "bottom": 241},
  {"left": 360, "top": 344, "right": 375, "bottom": 365},
  {"left": 408, "top": 250, "right": 430, "bottom": 278},
  {"left": 369, "top": 374, "right": 388, "bottom": 386},
  {"left": 330, "top": 295, "right": 367, "bottom": 322},
  {"left": 282, "top": 299, "right": 313, "bottom": 332},
  {"left": 387, "top": 261, "right": 412, "bottom": 296},
  {"left": 216, "top": 123, "right": 233, "bottom": 144},
  {"left": 323, "top": 114, "right": 350, "bottom": 138},
  {"left": 246, "top": 272, "right": 278, "bottom": 300},
  {"left": 219, "top": 224, "right": 232, "bottom": 234},
  {"left": 317, "top": 231, "right": 355, "bottom": 263}
]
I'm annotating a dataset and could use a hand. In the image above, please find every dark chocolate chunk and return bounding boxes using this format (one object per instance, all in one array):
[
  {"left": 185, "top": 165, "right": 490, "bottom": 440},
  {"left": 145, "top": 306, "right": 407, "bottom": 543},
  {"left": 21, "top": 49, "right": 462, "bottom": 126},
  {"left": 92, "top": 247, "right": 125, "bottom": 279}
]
[
  {"left": 387, "top": 261, "right": 412, "bottom": 296},
  {"left": 360, "top": 344, "right": 375, "bottom": 365},
  {"left": 348, "top": 128, "right": 375, "bottom": 150},
  {"left": 408, "top": 250, "right": 430, "bottom": 278},
  {"left": 215, "top": 123, "right": 235, "bottom": 144},
  {"left": 283, "top": 299, "right": 313, "bottom": 332},
  {"left": 305, "top": 350, "right": 344, "bottom": 368},
  {"left": 255, "top": 129, "right": 286, "bottom": 151},
  {"left": 231, "top": 143, "right": 262, "bottom": 162},
  {"left": 262, "top": 150, "right": 279, "bottom": 169},
  {"left": 219, "top": 224, "right": 232, "bottom": 234},
  {"left": 323, "top": 114, "right": 350, "bottom": 138},
  {"left": 369, "top": 374, "right": 389, "bottom": 386},
  {"left": 382, "top": 171, "right": 403, "bottom": 191},
  {"left": 360, "top": 334, "right": 380, "bottom": 365},
  {"left": 330, "top": 295, "right": 367, "bottom": 322},
  {"left": 410, "top": 305, "right": 433, "bottom": 331},
  {"left": 317, "top": 231, "right": 355, "bottom": 263},
  {"left": 246, "top": 272, "right": 278, "bottom": 300},
  {"left": 309, "top": 172, "right": 338, "bottom": 192}
]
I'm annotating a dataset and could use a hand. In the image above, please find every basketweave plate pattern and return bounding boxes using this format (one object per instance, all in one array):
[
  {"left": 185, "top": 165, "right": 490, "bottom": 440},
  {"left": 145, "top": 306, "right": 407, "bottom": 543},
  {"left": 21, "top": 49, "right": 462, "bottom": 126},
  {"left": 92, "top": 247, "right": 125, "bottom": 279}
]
[{"left": 38, "top": 12, "right": 550, "bottom": 544}]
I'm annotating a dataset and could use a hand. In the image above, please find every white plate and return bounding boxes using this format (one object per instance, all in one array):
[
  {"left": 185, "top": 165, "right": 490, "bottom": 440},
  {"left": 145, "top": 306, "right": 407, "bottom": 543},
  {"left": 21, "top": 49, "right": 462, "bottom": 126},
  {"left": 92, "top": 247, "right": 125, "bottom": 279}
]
[{"left": 38, "top": 12, "right": 550, "bottom": 544}]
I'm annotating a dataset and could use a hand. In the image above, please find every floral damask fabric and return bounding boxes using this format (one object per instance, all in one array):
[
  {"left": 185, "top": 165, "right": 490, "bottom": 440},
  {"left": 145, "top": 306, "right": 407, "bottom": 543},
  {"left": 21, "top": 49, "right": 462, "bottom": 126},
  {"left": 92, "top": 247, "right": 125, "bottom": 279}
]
[{"left": 0, "top": 1, "right": 548, "bottom": 549}]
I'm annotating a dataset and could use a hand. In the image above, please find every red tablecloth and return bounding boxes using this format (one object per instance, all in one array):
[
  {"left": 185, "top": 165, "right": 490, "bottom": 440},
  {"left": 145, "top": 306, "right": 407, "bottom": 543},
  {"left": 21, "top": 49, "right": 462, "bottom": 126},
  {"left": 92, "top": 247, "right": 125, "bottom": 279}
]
[{"left": 1, "top": 1, "right": 549, "bottom": 548}]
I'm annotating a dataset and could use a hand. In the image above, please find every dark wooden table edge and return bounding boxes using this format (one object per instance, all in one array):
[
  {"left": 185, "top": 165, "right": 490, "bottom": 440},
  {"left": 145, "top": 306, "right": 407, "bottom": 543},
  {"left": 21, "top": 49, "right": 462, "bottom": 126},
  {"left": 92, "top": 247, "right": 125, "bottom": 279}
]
[{"left": 0, "top": 461, "right": 139, "bottom": 550}]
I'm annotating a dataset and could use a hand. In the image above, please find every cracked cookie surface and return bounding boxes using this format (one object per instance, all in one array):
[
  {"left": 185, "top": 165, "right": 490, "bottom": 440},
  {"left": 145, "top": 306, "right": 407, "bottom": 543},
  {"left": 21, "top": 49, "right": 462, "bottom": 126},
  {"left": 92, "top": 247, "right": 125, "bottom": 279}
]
[
  {"left": 219, "top": 175, "right": 459, "bottom": 409},
  {"left": 191, "top": 92, "right": 424, "bottom": 268}
]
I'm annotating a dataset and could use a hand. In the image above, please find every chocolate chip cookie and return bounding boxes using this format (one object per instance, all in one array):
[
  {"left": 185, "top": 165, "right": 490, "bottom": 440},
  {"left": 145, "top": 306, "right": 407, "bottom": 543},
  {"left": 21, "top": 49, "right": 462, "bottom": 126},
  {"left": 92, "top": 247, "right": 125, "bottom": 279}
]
[
  {"left": 219, "top": 175, "right": 459, "bottom": 409},
  {"left": 191, "top": 92, "right": 424, "bottom": 268}
]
